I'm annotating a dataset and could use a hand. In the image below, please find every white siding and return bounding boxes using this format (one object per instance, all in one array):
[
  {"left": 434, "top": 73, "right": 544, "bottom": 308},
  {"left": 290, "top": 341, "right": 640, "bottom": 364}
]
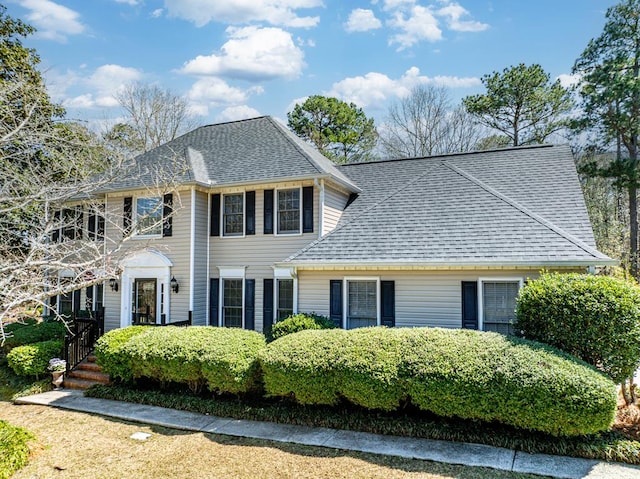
[
  {"left": 322, "top": 185, "right": 349, "bottom": 235},
  {"left": 192, "top": 191, "right": 209, "bottom": 325},
  {"left": 298, "top": 269, "right": 545, "bottom": 329}
]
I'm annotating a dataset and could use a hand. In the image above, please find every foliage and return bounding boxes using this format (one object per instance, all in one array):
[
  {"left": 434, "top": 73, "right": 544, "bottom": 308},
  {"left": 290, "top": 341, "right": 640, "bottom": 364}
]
[
  {"left": 270, "top": 313, "right": 336, "bottom": 341},
  {"left": 287, "top": 95, "right": 378, "bottom": 164},
  {"left": 0, "top": 357, "right": 52, "bottom": 400},
  {"left": 379, "top": 85, "right": 482, "bottom": 159},
  {"left": 463, "top": 63, "right": 573, "bottom": 146},
  {"left": 515, "top": 273, "right": 640, "bottom": 383},
  {"left": 2, "top": 321, "right": 65, "bottom": 351},
  {"left": 3, "top": 318, "right": 37, "bottom": 335},
  {"left": 0, "top": 420, "right": 34, "bottom": 479},
  {"left": 260, "top": 327, "right": 616, "bottom": 436},
  {"left": 94, "top": 326, "right": 150, "bottom": 383},
  {"left": 47, "top": 358, "right": 66, "bottom": 372},
  {"left": 6, "top": 340, "right": 63, "bottom": 378}
]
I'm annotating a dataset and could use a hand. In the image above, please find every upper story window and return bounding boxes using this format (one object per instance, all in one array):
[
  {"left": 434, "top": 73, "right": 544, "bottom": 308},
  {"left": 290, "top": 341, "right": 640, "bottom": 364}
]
[
  {"left": 88, "top": 204, "right": 105, "bottom": 242},
  {"left": 136, "top": 196, "right": 163, "bottom": 236},
  {"left": 277, "top": 188, "right": 300, "bottom": 234},
  {"left": 223, "top": 193, "right": 244, "bottom": 236}
]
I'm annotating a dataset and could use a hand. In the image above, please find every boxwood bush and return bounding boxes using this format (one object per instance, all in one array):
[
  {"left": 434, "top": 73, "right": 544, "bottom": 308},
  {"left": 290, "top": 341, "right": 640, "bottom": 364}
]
[
  {"left": 6, "top": 340, "right": 63, "bottom": 378},
  {"left": 2, "top": 321, "right": 66, "bottom": 351},
  {"left": 122, "top": 326, "right": 266, "bottom": 394},
  {"left": 516, "top": 272, "right": 640, "bottom": 383},
  {"left": 94, "top": 326, "right": 150, "bottom": 383},
  {"left": 270, "top": 312, "right": 336, "bottom": 341},
  {"left": 260, "top": 327, "right": 617, "bottom": 436}
]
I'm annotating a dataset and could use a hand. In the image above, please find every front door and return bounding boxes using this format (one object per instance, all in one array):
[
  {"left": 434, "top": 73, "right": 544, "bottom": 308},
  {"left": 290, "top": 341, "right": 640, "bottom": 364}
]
[{"left": 133, "top": 278, "right": 157, "bottom": 324}]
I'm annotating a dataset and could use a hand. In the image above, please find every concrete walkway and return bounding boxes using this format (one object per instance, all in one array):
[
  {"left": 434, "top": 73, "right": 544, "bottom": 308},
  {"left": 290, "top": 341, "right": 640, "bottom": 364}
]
[{"left": 15, "top": 390, "right": 640, "bottom": 479}]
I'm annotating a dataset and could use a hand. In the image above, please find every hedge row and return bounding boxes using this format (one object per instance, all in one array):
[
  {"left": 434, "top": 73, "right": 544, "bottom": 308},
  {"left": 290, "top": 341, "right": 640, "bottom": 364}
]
[
  {"left": 2, "top": 321, "right": 66, "bottom": 351},
  {"left": 260, "top": 328, "right": 617, "bottom": 437},
  {"left": 6, "top": 340, "right": 63, "bottom": 378},
  {"left": 96, "top": 326, "right": 265, "bottom": 394},
  {"left": 270, "top": 313, "right": 335, "bottom": 341}
]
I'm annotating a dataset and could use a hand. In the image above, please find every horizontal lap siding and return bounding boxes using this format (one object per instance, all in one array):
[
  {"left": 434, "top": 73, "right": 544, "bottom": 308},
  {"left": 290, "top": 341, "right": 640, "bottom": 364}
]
[
  {"left": 192, "top": 191, "right": 209, "bottom": 325},
  {"left": 297, "top": 269, "right": 543, "bottom": 329},
  {"left": 210, "top": 183, "right": 319, "bottom": 331},
  {"left": 323, "top": 185, "right": 349, "bottom": 235}
]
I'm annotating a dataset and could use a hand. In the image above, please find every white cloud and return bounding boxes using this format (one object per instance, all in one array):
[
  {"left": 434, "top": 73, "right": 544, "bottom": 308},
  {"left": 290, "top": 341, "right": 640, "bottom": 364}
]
[
  {"left": 114, "top": 0, "right": 139, "bottom": 4},
  {"left": 387, "top": 5, "right": 442, "bottom": 50},
  {"left": 18, "top": 0, "right": 85, "bottom": 43},
  {"left": 180, "top": 26, "right": 305, "bottom": 81},
  {"left": 436, "top": 3, "right": 489, "bottom": 32},
  {"left": 151, "top": 8, "right": 164, "bottom": 18},
  {"left": 186, "top": 78, "right": 264, "bottom": 117},
  {"left": 216, "top": 105, "right": 262, "bottom": 123},
  {"left": 164, "top": 0, "right": 321, "bottom": 28},
  {"left": 345, "top": 9, "right": 382, "bottom": 32},
  {"left": 62, "top": 64, "right": 143, "bottom": 109},
  {"left": 327, "top": 66, "right": 480, "bottom": 109},
  {"left": 557, "top": 73, "right": 581, "bottom": 88}
]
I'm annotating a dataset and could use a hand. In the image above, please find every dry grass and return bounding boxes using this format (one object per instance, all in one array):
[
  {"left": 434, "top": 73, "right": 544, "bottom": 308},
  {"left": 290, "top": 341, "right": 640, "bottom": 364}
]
[{"left": 0, "top": 403, "right": 545, "bottom": 479}]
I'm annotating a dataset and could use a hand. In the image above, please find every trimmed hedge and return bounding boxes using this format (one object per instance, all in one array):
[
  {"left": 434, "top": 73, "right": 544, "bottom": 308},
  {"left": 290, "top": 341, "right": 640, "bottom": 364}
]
[
  {"left": 98, "top": 326, "right": 266, "bottom": 394},
  {"left": 2, "top": 321, "right": 66, "bottom": 351},
  {"left": 94, "top": 326, "right": 150, "bottom": 382},
  {"left": 260, "top": 327, "right": 617, "bottom": 437},
  {"left": 516, "top": 273, "right": 640, "bottom": 383},
  {"left": 270, "top": 313, "right": 336, "bottom": 341},
  {"left": 6, "top": 340, "right": 63, "bottom": 378},
  {"left": 3, "top": 318, "right": 37, "bottom": 335}
]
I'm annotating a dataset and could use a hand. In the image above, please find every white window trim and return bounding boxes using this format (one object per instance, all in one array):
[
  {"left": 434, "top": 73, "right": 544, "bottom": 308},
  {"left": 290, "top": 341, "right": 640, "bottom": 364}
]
[
  {"left": 221, "top": 191, "right": 246, "bottom": 238},
  {"left": 217, "top": 266, "right": 247, "bottom": 327},
  {"left": 477, "top": 277, "right": 523, "bottom": 332},
  {"left": 273, "top": 267, "right": 298, "bottom": 322},
  {"left": 133, "top": 195, "right": 163, "bottom": 239},
  {"left": 275, "top": 186, "right": 302, "bottom": 236},
  {"left": 343, "top": 276, "right": 381, "bottom": 329}
]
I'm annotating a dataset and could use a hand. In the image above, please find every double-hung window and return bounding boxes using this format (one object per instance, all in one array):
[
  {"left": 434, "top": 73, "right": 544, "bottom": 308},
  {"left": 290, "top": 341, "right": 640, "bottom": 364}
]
[
  {"left": 276, "top": 279, "right": 294, "bottom": 320},
  {"left": 480, "top": 279, "right": 522, "bottom": 335},
  {"left": 223, "top": 193, "right": 244, "bottom": 236},
  {"left": 222, "top": 278, "right": 243, "bottom": 328},
  {"left": 346, "top": 279, "right": 378, "bottom": 329},
  {"left": 277, "top": 188, "right": 300, "bottom": 234},
  {"left": 136, "top": 197, "right": 163, "bottom": 236}
]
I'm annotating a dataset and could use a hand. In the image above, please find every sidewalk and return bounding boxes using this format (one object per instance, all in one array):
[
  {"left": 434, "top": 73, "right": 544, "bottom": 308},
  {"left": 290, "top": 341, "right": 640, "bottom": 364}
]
[{"left": 15, "top": 390, "right": 640, "bottom": 479}]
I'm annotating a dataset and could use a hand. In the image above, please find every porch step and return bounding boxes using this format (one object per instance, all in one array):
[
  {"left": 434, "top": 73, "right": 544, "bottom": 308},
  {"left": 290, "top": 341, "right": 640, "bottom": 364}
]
[
  {"left": 62, "top": 356, "right": 110, "bottom": 390},
  {"left": 62, "top": 377, "right": 102, "bottom": 390}
]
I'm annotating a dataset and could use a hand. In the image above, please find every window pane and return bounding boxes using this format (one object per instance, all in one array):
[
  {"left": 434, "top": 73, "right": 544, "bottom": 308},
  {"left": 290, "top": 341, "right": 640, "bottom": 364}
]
[
  {"left": 482, "top": 281, "right": 519, "bottom": 335},
  {"left": 277, "top": 279, "right": 294, "bottom": 320},
  {"left": 223, "top": 194, "right": 244, "bottom": 236},
  {"left": 347, "top": 280, "right": 377, "bottom": 329},
  {"left": 277, "top": 189, "right": 300, "bottom": 234},
  {"left": 223, "top": 279, "right": 243, "bottom": 328},
  {"left": 136, "top": 197, "right": 162, "bottom": 235}
]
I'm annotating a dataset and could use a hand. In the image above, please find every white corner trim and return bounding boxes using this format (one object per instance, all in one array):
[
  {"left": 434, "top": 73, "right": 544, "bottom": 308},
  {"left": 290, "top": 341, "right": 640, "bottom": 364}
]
[
  {"left": 318, "top": 178, "right": 325, "bottom": 240},
  {"left": 206, "top": 193, "right": 211, "bottom": 325},
  {"left": 189, "top": 187, "right": 196, "bottom": 312}
]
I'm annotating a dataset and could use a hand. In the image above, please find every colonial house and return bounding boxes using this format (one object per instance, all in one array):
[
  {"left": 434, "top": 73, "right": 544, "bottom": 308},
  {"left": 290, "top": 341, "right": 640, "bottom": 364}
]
[{"left": 52, "top": 116, "right": 614, "bottom": 337}]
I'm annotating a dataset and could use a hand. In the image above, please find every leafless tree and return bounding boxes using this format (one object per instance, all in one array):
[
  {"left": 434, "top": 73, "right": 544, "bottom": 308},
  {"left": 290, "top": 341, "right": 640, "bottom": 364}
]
[
  {"left": 378, "top": 85, "right": 483, "bottom": 159},
  {"left": 115, "top": 83, "right": 200, "bottom": 154}
]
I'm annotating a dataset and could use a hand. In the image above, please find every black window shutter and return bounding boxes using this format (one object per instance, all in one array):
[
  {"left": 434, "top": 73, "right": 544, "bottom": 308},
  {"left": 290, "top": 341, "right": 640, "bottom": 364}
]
[
  {"left": 329, "top": 280, "right": 343, "bottom": 328},
  {"left": 210, "top": 194, "right": 220, "bottom": 237},
  {"left": 123, "top": 197, "right": 132, "bottom": 235},
  {"left": 246, "top": 191, "right": 255, "bottom": 235},
  {"left": 52, "top": 210, "right": 60, "bottom": 243},
  {"left": 97, "top": 209, "right": 105, "bottom": 241},
  {"left": 302, "top": 186, "right": 314, "bottom": 233},
  {"left": 245, "top": 279, "right": 255, "bottom": 330},
  {"left": 381, "top": 281, "right": 395, "bottom": 327},
  {"left": 88, "top": 213, "right": 96, "bottom": 240},
  {"left": 263, "top": 278, "right": 274, "bottom": 335},
  {"left": 73, "top": 289, "right": 81, "bottom": 313},
  {"left": 264, "top": 189, "right": 274, "bottom": 234},
  {"left": 86, "top": 286, "right": 94, "bottom": 309},
  {"left": 209, "top": 279, "right": 219, "bottom": 326},
  {"left": 461, "top": 281, "right": 478, "bottom": 330},
  {"left": 163, "top": 193, "right": 173, "bottom": 237}
]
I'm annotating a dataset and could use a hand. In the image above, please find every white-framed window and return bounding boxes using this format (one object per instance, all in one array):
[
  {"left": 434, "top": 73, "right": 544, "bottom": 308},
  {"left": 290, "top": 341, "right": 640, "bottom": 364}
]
[
  {"left": 88, "top": 204, "right": 105, "bottom": 242},
  {"left": 60, "top": 206, "right": 83, "bottom": 241},
  {"left": 276, "top": 187, "right": 301, "bottom": 235},
  {"left": 223, "top": 192, "right": 244, "bottom": 237},
  {"left": 218, "top": 266, "right": 247, "bottom": 328},
  {"left": 478, "top": 278, "right": 523, "bottom": 335},
  {"left": 276, "top": 279, "right": 294, "bottom": 320},
  {"left": 344, "top": 277, "right": 380, "bottom": 330},
  {"left": 136, "top": 196, "right": 163, "bottom": 236}
]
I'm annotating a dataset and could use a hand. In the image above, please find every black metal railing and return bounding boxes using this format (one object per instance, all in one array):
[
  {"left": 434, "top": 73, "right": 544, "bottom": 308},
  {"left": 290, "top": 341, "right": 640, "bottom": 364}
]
[
  {"left": 64, "top": 308, "right": 104, "bottom": 373},
  {"left": 132, "top": 310, "right": 193, "bottom": 327}
]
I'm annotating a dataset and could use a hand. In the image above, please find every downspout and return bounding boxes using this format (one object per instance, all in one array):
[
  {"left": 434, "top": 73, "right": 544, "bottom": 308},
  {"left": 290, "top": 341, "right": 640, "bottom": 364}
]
[{"left": 189, "top": 187, "right": 196, "bottom": 315}]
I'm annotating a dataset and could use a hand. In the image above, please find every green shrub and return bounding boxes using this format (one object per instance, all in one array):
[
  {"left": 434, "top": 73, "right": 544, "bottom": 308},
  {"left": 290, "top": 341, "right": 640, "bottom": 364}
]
[
  {"left": 260, "top": 327, "right": 617, "bottom": 436},
  {"left": 516, "top": 272, "right": 640, "bottom": 383},
  {"left": 0, "top": 420, "right": 34, "bottom": 479},
  {"left": 270, "top": 313, "right": 336, "bottom": 341},
  {"left": 2, "top": 321, "right": 66, "bottom": 351},
  {"left": 94, "top": 326, "right": 150, "bottom": 383},
  {"left": 123, "top": 326, "right": 266, "bottom": 394},
  {"left": 3, "top": 318, "right": 37, "bottom": 335},
  {"left": 6, "top": 340, "right": 63, "bottom": 378}
]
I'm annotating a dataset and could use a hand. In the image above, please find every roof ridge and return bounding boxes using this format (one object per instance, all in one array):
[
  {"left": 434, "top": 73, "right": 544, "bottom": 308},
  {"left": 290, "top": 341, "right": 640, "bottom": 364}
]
[
  {"left": 442, "top": 162, "right": 607, "bottom": 259},
  {"left": 266, "top": 117, "right": 324, "bottom": 175},
  {"left": 283, "top": 163, "right": 441, "bottom": 262}
]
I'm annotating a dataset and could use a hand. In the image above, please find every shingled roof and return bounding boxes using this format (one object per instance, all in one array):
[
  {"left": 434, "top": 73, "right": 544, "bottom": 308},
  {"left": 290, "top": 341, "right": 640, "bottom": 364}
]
[
  {"left": 283, "top": 144, "right": 614, "bottom": 268},
  {"left": 100, "top": 116, "right": 359, "bottom": 193}
]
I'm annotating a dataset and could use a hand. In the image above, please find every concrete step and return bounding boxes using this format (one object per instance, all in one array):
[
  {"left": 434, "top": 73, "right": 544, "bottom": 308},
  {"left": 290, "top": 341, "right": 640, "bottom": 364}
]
[{"left": 67, "top": 368, "right": 110, "bottom": 384}]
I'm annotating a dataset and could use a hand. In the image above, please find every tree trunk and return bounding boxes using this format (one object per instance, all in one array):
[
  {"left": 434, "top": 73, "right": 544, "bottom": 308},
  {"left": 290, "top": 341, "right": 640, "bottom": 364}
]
[{"left": 629, "top": 185, "right": 639, "bottom": 279}]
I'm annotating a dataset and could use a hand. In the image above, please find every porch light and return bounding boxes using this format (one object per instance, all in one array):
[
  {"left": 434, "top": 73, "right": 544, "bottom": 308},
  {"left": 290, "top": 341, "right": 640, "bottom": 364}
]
[
  {"left": 109, "top": 278, "right": 119, "bottom": 292},
  {"left": 170, "top": 276, "right": 179, "bottom": 293}
]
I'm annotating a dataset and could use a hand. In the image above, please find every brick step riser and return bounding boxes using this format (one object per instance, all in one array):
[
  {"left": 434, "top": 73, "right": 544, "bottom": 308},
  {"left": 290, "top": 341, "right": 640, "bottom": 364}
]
[
  {"left": 68, "top": 370, "right": 110, "bottom": 383},
  {"left": 63, "top": 378, "right": 98, "bottom": 390},
  {"left": 76, "top": 362, "right": 103, "bottom": 372}
]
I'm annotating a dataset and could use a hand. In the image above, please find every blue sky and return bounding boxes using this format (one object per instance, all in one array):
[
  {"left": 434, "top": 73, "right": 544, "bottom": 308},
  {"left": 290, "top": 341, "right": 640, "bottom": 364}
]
[{"left": 6, "top": 0, "right": 614, "bottom": 130}]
